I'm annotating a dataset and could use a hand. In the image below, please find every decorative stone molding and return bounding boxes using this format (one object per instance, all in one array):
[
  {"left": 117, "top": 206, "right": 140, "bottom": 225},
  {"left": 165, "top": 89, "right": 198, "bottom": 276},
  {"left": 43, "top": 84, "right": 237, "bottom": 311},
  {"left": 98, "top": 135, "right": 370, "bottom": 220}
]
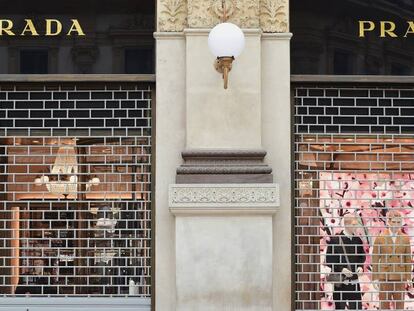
[
  {"left": 176, "top": 149, "right": 273, "bottom": 183},
  {"left": 158, "top": 0, "right": 289, "bottom": 32},
  {"left": 169, "top": 183, "right": 279, "bottom": 214},
  {"left": 260, "top": 0, "right": 289, "bottom": 33},
  {"left": 188, "top": 0, "right": 259, "bottom": 29},
  {"left": 159, "top": 0, "right": 188, "bottom": 32},
  {"left": 210, "top": 0, "right": 237, "bottom": 20}
]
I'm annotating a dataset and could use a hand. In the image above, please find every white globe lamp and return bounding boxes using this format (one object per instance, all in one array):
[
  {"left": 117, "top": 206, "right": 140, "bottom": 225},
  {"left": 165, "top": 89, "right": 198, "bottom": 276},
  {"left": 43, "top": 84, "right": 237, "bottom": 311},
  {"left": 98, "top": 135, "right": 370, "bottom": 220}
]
[{"left": 208, "top": 22, "right": 245, "bottom": 89}]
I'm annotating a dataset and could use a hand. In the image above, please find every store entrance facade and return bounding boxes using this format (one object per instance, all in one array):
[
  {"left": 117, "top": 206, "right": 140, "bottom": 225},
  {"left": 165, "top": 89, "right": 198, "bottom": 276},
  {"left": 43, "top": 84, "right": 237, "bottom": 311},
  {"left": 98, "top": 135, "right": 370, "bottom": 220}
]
[
  {"left": 0, "top": 81, "right": 153, "bottom": 310},
  {"left": 293, "top": 82, "right": 414, "bottom": 310},
  {"left": 0, "top": 1, "right": 155, "bottom": 309}
]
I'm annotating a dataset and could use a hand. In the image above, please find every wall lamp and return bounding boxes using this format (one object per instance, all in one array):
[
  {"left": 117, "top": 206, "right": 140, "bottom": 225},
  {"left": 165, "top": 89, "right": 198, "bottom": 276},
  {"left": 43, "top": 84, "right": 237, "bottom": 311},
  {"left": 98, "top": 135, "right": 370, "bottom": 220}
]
[{"left": 207, "top": 3, "right": 245, "bottom": 89}]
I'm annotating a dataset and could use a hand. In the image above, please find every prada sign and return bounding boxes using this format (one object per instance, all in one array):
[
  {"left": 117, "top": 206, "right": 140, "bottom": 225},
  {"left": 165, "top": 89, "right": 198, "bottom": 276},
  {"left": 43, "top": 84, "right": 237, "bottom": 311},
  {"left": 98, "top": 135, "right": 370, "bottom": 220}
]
[
  {"left": 359, "top": 20, "right": 414, "bottom": 38},
  {"left": 0, "top": 19, "right": 85, "bottom": 36}
]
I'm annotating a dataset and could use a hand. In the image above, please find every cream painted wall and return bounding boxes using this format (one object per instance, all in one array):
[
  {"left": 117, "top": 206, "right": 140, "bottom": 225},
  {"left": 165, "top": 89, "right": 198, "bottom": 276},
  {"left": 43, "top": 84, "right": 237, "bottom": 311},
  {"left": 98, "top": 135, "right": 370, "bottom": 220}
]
[
  {"left": 185, "top": 29, "right": 262, "bottom": 149},
  {"left": 154, "top": 33, "right": 187, "bottom": 311}
]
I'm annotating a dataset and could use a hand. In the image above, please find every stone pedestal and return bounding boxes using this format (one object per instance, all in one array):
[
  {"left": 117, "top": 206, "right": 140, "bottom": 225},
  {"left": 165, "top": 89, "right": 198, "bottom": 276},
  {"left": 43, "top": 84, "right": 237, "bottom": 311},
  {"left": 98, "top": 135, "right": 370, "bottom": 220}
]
[{"left": 169, "top": 184, "right": 279, "bottom": 311}]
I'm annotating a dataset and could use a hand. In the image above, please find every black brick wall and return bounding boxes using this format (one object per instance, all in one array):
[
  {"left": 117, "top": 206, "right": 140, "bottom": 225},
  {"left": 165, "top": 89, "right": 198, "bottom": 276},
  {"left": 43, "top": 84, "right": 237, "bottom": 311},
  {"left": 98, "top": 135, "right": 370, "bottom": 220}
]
[
  {"left": 0, "top": 83, "right": 153, "bottom": 136},
  {"left": 294, "top": 86, "right": 414, "bottom": 134}
]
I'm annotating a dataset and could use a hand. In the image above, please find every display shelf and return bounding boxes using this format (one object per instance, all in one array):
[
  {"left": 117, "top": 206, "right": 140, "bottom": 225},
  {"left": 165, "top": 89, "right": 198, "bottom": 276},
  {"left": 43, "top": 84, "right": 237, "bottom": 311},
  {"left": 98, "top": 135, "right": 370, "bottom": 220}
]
[{"left": 16, "top": 200, "right": 147, "bottom": 295}]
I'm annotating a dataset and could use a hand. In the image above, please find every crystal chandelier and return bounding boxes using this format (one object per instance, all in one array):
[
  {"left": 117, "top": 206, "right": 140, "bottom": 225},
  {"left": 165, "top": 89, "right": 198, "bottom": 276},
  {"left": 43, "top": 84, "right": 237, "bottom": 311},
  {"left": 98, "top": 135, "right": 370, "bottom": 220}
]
[{"left": 34, "top": 145, "right": 100, "bottom": 198}]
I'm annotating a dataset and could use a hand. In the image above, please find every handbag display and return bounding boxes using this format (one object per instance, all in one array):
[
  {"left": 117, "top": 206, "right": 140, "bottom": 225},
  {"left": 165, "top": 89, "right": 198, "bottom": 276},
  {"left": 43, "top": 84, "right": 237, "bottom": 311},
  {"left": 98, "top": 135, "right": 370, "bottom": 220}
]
[{"left": 326, "top": 236, "right": 353, "bottom": 288}]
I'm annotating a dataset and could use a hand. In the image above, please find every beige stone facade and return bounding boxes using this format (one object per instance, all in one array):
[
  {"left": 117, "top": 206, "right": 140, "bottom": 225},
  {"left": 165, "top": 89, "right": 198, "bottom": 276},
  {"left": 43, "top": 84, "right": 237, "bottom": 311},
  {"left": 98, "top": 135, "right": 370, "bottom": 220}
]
[{"left": 155, "top": 0, "right": 292, "bottom": 309}]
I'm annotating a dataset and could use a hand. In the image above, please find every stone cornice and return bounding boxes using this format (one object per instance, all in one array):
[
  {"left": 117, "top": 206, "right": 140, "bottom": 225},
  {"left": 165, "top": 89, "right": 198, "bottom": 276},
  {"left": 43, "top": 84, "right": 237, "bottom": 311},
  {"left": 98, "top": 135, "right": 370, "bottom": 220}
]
[
  {"left": 158, "top": 0, "right": 289, "bottom": 33},
  {"left": 169, "top": 183, "right": 280, "bottom": 215},
  {"left": 175, "top": 148, "right": 273, "bottom": 183},
  {"left": 181, "top": 149, "right": 267, "bottom": 158},
  {"left": 261, "top": 32, "right": 293, "bottom": 40},
  {"left": 153, "top": 32, "right": 186, "bottom": 39},
  {"left": 183, "top": 28, "right": 262, "bottom": 36}
]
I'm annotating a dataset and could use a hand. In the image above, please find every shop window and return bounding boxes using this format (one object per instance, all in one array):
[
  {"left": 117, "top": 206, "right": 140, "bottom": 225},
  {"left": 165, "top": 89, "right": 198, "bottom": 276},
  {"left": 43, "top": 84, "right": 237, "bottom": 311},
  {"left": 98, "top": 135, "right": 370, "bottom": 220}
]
[
  {"left": 0, "top": 83, "right": 153, "bottom": 298},
  {"left": 294, "top": 84, "right": 414, "bottom": 310},
  {"left": 124, "top": 48, "right": 154, "bottom": 74},
  {"left": 291, "top": 0, "right": 414, "bottom": 75},
  {"left": 391, "top": 63, "right": 411, "bottom": 76},
  {"left": 20, "top": 50, "right": 48, "bottom": 74},
  {"left": 1, "top": 0, "right": 155, "bottom": 74},
  {"left": 0, "top": 137, "right": 151, "bottom": 296},
  {"left": 333, "top": 50, "right": 352, "bottom": 75}
]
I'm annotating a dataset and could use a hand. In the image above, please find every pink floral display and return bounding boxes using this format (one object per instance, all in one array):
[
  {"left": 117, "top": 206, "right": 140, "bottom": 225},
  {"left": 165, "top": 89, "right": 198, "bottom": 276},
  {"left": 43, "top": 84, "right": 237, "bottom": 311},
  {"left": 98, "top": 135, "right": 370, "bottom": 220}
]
[{"left": 319, "top": 172, "right": 414, "bottom": 310}]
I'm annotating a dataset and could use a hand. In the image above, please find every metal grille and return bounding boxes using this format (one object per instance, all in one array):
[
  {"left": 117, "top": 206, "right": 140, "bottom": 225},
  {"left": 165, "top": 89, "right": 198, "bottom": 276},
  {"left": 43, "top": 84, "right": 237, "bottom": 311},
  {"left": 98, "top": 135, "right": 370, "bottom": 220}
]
[
  {"left": 0, "top": 83, "right": 152, "bottom": 297},
  {"left": 294, "top": 85, "right": 414, "bottom": 310}
]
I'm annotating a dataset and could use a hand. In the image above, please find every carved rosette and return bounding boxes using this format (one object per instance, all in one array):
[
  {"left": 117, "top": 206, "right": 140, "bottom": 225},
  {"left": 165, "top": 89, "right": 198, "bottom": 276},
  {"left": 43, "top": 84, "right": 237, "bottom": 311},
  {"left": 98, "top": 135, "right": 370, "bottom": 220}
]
[
  {"left": 260, "top": 0, "right": 289, "bottom": 32},
  {"left": 159, "top": 0, "right": 188, "bottom": 32}
]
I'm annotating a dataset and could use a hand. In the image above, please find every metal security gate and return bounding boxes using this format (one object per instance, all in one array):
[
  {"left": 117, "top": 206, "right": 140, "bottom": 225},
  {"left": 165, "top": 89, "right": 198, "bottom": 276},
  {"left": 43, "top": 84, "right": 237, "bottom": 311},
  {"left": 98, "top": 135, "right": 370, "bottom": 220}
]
[
  {"left": 293, "top": 81, "right": 414, "bottom": 310},
  {"left": 0, "top": 81, "right": 153, "bottom": 310}
]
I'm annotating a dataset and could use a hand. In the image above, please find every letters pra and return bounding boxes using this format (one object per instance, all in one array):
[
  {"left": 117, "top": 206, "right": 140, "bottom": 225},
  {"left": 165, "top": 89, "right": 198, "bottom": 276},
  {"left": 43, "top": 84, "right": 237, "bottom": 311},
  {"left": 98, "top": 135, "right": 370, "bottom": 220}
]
[
  {"left": 0, "top": 19, "right": 85, "bottom": 36},
  {"left": 359, "top": 21, "right": 414, "bottom": 38}
]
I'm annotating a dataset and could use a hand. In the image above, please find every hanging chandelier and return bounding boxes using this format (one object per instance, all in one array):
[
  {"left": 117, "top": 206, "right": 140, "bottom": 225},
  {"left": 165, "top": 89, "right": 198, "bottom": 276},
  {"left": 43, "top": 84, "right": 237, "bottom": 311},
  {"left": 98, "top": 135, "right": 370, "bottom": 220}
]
[{"left": 34, "top": 145, "right": 100, "bottom": 198}]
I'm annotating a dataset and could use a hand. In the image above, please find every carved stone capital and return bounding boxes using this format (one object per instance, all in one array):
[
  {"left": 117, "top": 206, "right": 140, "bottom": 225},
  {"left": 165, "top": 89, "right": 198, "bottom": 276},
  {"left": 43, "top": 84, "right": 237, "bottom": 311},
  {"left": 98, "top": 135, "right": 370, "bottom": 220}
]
[
  {"left": 158, "top": 0, "right": 188, "bottom": 32},
  {"left": 158, "top": 0, "right": 289, "bottom": 32},
  {"left": 260, "top": 0, "right": 289, "bottom": 33}
]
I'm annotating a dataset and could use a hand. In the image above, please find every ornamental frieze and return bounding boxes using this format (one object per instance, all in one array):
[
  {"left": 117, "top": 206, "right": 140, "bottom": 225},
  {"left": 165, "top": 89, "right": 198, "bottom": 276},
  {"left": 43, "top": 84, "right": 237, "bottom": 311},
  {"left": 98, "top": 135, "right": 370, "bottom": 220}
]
[
  {"left": 187, "top": 0, "right": 259, "bottom": 29},
  {"left": 169, "top": 184, "right": 280, "bottom": 208},
  {"left": 158, "top": 0, "right": 289, "bottom": 32}
]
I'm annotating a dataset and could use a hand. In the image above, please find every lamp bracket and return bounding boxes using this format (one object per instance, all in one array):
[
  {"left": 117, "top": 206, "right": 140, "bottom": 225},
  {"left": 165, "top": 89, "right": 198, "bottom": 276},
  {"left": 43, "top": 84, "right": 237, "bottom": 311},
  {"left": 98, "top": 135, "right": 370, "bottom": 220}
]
[{"left": 214, "top": 56, "right": 234, "bottom": 89}]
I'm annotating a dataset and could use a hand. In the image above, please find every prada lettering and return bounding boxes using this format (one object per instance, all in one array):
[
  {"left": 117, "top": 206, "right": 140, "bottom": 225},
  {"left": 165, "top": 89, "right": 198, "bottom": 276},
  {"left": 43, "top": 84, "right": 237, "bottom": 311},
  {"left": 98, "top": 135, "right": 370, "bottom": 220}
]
[
  {"left": 0, "top": 19, "right": 85, "bottom": 36},
  {"left": 359, "top": 20, "right": 414, "bottom": 38}
]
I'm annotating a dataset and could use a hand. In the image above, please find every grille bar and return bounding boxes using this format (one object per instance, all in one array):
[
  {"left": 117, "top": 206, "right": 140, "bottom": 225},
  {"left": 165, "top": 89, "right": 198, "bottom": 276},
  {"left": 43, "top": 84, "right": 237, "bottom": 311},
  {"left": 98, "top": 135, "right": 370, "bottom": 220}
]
[
  {"left": 0, "top": 83, "right": 152, "bottom": 298},
  {"left": 294, "top": 85, "right": 414, "bottom": 310}
]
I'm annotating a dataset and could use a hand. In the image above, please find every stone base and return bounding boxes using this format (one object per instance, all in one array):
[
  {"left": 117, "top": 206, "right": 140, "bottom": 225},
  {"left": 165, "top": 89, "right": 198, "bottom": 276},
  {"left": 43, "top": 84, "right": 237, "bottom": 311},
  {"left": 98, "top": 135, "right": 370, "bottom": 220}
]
[
  {"left": 175, "top": 216, "right": 273, "bottom": 311},
  {"left": 169, "top": 183, "right": 279, "bottom": 311}
]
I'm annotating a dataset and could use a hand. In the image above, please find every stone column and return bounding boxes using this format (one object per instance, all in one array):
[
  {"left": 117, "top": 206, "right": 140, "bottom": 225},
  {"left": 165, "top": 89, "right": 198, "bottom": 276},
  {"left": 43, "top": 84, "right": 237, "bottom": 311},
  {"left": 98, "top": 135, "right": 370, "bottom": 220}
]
[{"left": 155, "top": 0, "right": 290, "bottom": 310}]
